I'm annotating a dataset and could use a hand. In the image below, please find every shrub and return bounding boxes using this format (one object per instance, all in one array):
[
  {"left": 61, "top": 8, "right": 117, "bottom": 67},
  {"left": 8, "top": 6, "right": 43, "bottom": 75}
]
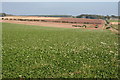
[
  {"left": 72, "top": 25, "right": 77, "bottom": 27},
  {"left": 95, "top": 25, "right": 98, "bottom": 28},
  {"left": 83, "top": 25, "right": 87, "bottom": 28},
  {"left": 106, "top": 26, "right": 111, "bottom": 29},
  {"left": 77, "top": 25, "right": 81, "bottom": 27}
]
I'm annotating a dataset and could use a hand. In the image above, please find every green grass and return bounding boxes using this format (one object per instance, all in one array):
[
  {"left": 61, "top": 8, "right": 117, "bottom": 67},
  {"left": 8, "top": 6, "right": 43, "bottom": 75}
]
[
  {"left": 108, "top": 20, "right": 120, "bottom": 22},
  {"left": 2, "top": 23, "right": 119, "bottom": 78},
  {"left": 111, "top": 25, "right": 119, "bottom": 30}
]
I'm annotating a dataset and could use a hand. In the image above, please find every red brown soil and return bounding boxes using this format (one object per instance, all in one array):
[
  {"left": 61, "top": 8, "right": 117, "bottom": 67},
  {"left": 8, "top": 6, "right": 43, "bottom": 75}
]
[
  {"left": 1, "top": 20, "right": 102, "bottom": 30},
  {"left": 1, "top": 20, "right": 79, "bottom": 28}
]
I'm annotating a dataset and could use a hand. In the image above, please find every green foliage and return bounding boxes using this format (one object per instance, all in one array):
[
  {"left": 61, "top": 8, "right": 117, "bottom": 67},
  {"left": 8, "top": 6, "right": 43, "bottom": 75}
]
[
  {"left": 0, "top": 13, "right": 6, "bottom": 17},
  {"left": 82, "top": 25, "right": 86, "bottom": 28},
  {"left": 106, "top": 26, "right": 111, "bottom": 29},
  {"left": 108, "top": 20, "right": 120, "bottom": 22},
  {"left": 76, "top": 14, "right": 119, "bottom": 20},
  {"left": 111, "top": 25, "right": 119, "bottom": 30},
  {"left": 76, "top": 14, "right": 105, "bottom": 19},
  {"left": 0, "top": 13, "right": 13, "bottom": 17},
  {"left": 77, "top": 25, "right": 81, "bottom": 27},
  {"left": 95, "top": 25, "right": 98, "bottom": 28},
  {"left": 72, "top": 25, "right": 78, "bottom": 27},
  {"left": 72, "top": 25, "right": 86, "bottom": 28},
  {"left": 2, "top": 23, "right": 118, "bottom": 78}
]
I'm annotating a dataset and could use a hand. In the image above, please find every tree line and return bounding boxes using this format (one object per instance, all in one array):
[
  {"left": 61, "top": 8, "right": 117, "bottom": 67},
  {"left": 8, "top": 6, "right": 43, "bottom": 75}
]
[
  {"left": 0, "top": 13, "right": 13, "bottom": 17},
  {"left": 76, "top": 14, "right": 120, "bottom": 20}
]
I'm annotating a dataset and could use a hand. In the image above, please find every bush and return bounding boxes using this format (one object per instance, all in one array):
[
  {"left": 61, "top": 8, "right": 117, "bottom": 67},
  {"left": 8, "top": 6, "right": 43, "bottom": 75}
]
[
  {"left": 72, "top": 25, "right": 77, "bottom": 27},
  {"left": 95, "top": 25, "right": 98, "bottom": 28},
  {"left": 77, "top": 25, "right": 81, "bottom": 27},
  {"left": 106, "top": 26, "right": 111, "bottom": 29},
  {"left": 83, "top": 25, "right": 87, "bottom": 28},
  {"left": 105, "top": 24, "right": 108, "bottom": 26}
]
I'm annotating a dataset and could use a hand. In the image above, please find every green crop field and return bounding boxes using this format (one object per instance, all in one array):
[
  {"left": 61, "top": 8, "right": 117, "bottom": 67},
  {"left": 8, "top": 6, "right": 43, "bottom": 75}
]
[
  {"left": 2, "top": 23, "right": 119, "bottom": 78},
  {"left": 108, "top": 20, "right": 120, "bottom": 22}
]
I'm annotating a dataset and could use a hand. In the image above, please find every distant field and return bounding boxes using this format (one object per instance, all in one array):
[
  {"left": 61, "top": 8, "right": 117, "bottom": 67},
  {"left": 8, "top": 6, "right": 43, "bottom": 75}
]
[
  {"left": 111, "top": 25, "right": 119, "bottom": 30},
  {"left": 108, "top": 20, "right": 120, "bottom": 22},
  {"left": 2, "top": 23, "right": 118, "bottom": 78}
]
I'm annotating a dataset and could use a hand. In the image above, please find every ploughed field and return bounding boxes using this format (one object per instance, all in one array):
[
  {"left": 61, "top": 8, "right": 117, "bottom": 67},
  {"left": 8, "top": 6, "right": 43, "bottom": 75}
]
[{"left": 2, "top": 23, "right": 118, "bottom": 78}]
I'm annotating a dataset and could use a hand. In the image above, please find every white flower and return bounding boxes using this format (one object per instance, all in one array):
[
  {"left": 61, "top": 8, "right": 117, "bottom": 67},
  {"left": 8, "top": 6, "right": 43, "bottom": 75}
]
[
  {"left": 27, "top": 56, "right": 29, "bottom": 57},
  {"left": 19, "top": 75, "right": 22, "bottom": 77},
  {"left": 100, "top": 42, "right": 106, "bottom": 45},
  {"left": 87, "top": 48, "right": 91, "bottom": 50},
  {"left": 110, "top": 51, "right": 114, "bottom": 53},
  {"left": 49, "top": 46, "right": 53, "bottom": 49}
]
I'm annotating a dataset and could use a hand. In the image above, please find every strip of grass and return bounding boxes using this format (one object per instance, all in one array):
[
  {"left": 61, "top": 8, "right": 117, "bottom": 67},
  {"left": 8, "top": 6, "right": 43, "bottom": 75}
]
[
  {"left": 2, "top": 23, "right": 118, "bottom": 78},
  {"left": 108, "top": 20, "right": 120, "bottom": 22},
  {"left": 111, "top": 25, "right": 119, "bottom": 30}
]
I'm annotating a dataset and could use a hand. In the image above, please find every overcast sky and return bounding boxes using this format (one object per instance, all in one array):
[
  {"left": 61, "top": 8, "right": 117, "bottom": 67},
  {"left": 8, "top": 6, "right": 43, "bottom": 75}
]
[
  {"left": 1, "top": 0, "right": 120, "bottom": 2},
  {"left": 2, "top": 2, "right": 118, "bottom": 16}
]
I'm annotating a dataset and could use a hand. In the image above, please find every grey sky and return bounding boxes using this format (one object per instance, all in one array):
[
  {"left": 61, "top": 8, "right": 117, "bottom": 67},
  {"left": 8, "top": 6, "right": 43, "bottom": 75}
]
[
  {"left": 2, "top": 2, "right": 118, "bottom": 16},
  {"left": 1, "top": 0, "right": 120, "bottom": 2}
]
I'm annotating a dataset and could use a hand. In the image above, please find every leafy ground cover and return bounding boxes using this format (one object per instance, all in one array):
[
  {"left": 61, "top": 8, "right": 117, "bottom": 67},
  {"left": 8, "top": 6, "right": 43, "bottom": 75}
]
[{"left": 2, "top": 23, "right": 119, "bottom": 78}]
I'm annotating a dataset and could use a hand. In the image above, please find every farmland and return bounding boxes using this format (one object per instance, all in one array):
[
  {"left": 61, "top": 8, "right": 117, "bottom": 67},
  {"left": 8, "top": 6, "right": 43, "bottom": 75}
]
[
  {"left": 2, "top": 23, "right": 119, "bottom": 78},
  {"left": 1, "top": 16, "right": 105, "bottom": 29},
  {"left": 111, "top": 25, "right": 119, "bottom": 30},
  {"left": 108, "top": 20, "right": 120, "bottom": 22}
]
